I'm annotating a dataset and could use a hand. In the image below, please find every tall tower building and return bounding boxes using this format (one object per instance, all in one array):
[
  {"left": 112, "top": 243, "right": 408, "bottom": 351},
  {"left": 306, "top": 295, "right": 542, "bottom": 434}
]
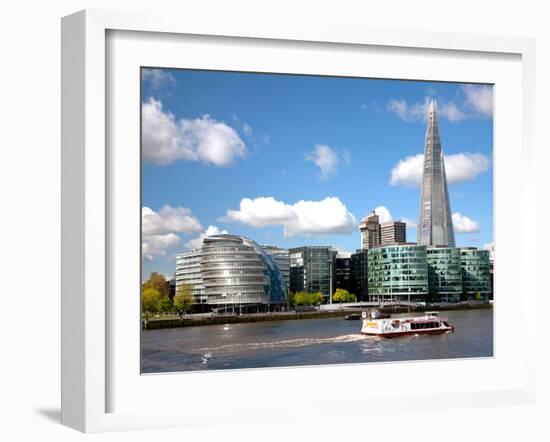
[
  {"left": 417, "top": 100, "right": 455, "bottom": 247},
  {"left": 359, "top": 210, "right": 381, "bottom": 249}
]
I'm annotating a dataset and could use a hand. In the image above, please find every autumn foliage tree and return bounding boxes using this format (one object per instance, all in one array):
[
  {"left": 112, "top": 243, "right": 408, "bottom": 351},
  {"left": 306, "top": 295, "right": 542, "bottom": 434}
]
[{"left": 142, "top": 272, "right": 170, "bottom": 300}]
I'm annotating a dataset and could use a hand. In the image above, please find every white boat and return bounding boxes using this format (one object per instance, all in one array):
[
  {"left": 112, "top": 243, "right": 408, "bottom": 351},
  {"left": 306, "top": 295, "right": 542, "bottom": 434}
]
[{"left": 360, "top": 310, "right": 454, "bottom": 338}]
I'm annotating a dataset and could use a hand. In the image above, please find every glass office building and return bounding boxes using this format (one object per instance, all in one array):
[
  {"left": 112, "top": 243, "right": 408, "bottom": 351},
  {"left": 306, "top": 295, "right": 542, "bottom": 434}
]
[
  {"left": 201, "top": 235, "right": 287, "bottom": 309},
  {"left": 262, "top": 245, "right": 290, "bottom": 293},
  {"left": 175, "top": 249, "right": 206, "bottom": 304},
  {"left": 417, "top": 100, "right": 456, "bottom": 248},
  {"left": 427, "top": 247, "right": 462, "bottom": 302},
  {"left": 289, "top": 246, "right": 336, "bottom": 302},
  {"left": 460, "top": 248, "right": 491, "bottom": 299},
  {"left": 368, "top": 244, "right": 428, "bottom": 302},
  {"left": 350, "top": 249, "right": 368, "bottom": 301}
]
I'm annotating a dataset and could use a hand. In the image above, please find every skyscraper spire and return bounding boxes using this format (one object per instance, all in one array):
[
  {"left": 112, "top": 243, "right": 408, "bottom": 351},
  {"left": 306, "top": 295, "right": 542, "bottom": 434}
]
[{"left": 417, "top": 100, "right": 455, "bottom": 247}]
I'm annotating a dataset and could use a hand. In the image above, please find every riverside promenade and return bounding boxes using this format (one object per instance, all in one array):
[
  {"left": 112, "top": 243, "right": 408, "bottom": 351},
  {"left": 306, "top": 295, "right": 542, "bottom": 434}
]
[{"left": 142, "top": 301, "right": 493, "bottom": 330}]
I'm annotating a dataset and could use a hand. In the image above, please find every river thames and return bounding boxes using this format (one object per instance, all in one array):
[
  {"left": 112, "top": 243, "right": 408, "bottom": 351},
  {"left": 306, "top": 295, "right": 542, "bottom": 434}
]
[{"left": 141, "top": 309, "right": 492, "bottom": 373}]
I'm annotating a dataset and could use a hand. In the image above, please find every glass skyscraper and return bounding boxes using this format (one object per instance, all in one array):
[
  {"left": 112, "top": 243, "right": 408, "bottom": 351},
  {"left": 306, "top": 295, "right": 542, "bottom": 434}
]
[{"left": 417, "top": 100, "right": 456, "bottom": 247}]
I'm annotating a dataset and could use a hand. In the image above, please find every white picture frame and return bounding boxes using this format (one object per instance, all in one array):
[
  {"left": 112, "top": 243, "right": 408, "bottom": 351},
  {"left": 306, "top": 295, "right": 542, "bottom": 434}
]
[{"left": 61, "top": 9, "right": 538, "bottom": 433}]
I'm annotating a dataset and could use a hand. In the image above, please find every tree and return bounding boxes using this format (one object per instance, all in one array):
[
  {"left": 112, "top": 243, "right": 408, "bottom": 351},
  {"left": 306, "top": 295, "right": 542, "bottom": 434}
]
[
  {"left": 309, "top": 292, "right": 324, "bottom": 306},
  {"left": 142, "top": 288, "right": 161, "bottom": 320},
  {"left": 294, "top": 291, "right": 324, "bottom": 306},
  {"left": 287, "top": 292, "right": 296, "bottom": 307},
  {"left": 142, "top": 272, "right": 170, "bottom": 300},
  {"left": 332, "top": 289, "right": 356, "bottom": 303},
  {"left": 173, "top": 284, "right": 194, "bottom": 318},
  {"left": 156, "top": 297, "right": 173, "bottom": 314}
]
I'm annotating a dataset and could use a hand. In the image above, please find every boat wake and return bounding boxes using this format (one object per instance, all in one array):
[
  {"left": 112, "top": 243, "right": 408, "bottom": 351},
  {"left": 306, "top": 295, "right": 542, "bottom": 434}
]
[{"left": 196, "top": 334, "right": 366, "bottom": 355}]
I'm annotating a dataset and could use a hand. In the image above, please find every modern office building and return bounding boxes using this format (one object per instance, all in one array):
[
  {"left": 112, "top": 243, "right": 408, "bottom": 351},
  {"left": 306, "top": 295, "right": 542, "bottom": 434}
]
[
  {"left": 175, "top": 249, "right": 207, "bottom": 304},
  {"left": 380, "top": 221, "right": 406, "bottom": 245},
  {"left": 368, "top": 244, "right": 428, "bottom": 302},
  {"left": 200, "top": 235, "right": 287, "bottom": 310},
  {"left": 289, "top": 246, "right": 336, "bottom": 302},
  {"left": 460, "top": 248, "right": 491, "bottom": 299},
  {"left": 359, "top": 210, "right": 381, "bottom": 249},
  {"left": 262, "top": 245, "right": 290, "bottom": 292},
  {"left": 417, "top": 100, "right": 456, "bottom": 247},
  {"left": 426, "top": 247, "right": 462, "bottom": 302},
  {"left": 335, "top": 256, "right": 351, "bottom": 292},
  {"left": 350, "top": 249, "right": 369, "bottom": 301}
]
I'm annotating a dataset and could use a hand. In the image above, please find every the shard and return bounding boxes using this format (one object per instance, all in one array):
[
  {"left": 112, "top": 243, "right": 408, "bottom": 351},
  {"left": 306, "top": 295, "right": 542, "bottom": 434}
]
[{"left": 417, "top": 100, "right": 455, "bottom": 247}]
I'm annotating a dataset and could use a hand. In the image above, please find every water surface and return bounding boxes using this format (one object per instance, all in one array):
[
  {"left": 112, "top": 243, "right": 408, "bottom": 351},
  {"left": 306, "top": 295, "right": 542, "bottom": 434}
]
[{"left": 141, "top": 309, "right": 493, "bottom": 373}]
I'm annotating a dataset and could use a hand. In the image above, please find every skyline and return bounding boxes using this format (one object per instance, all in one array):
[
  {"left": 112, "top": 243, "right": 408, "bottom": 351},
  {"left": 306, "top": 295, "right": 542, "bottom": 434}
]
[{"left": 141, "top": 68, "right": 493, "bottom": 280}]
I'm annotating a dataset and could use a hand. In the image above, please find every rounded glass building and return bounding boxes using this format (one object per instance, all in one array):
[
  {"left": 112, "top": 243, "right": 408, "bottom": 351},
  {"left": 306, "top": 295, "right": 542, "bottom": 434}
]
[{"left": 201, "top": 235, "right": 287, "bottom": 311}]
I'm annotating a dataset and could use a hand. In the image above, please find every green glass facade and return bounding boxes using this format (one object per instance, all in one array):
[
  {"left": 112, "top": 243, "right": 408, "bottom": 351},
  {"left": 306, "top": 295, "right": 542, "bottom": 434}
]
[
  {"left": 460, "top": 248, "right": 491, "bottom": 299},
  {"left": 367, "top": 245, "right": 428, "bottom": 302},
  {"left": 427, "top": 247, "right": 462, "bottom": 302}
]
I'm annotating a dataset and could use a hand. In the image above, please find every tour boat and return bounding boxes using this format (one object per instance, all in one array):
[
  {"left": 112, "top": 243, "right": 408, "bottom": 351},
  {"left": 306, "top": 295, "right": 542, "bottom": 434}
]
[{"left": 360, "top": 310, "right": 454, "bottom": 338}]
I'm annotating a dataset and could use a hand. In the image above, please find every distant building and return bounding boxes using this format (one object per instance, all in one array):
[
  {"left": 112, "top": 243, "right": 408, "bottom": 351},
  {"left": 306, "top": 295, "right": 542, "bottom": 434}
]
[
  {"left": 427, "top": 247, "right": 462, "bottom": 302},
  {"left": 175, "top": 249, "right": 206, "bottom": 304},
  {"left": 380, "top": 221, "right": 406, "bottom": 245},
  {"left": 262, "top": 245, "right": 290, "bottom": 292},
  {"left": 460, "top": 248, "right": 491, "bottom": 299},
  {"left": 289, "top": 246, "right": 336, "bottom": 302},
  {"left": 368, "top": 244, "right": 428, "bottom": 303},
  {"left": 350, "top": 249, "right": 369, "bottom": 302},
  {"left": 359, "top": 210, "right": 381, "bottom": 249},
  {"left": 335, "top": 257, "right": 351, "bottom": 292}
]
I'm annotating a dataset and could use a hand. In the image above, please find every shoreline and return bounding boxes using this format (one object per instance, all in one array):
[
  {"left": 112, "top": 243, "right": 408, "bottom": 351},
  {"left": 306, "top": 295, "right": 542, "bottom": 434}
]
[{"left": 142, "top": 302, "right": 493, "bottom": 330}]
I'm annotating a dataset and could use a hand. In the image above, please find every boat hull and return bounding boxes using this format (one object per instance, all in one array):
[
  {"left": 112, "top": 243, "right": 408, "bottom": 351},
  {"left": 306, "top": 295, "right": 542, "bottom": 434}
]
[{"left": 361, "top": 327, "right": 452, "bottom": 338}]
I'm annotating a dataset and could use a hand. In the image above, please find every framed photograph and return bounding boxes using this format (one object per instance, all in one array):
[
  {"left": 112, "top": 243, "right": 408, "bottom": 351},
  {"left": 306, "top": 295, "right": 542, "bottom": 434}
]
[{"left": 62, "top": 9, "right": 537, "bottom": 432}]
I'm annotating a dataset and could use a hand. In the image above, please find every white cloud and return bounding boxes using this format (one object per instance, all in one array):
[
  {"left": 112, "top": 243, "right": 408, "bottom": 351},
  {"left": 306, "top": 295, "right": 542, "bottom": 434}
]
[
  {"left": 185, "top": 225, "right": 228, "bottom": 250},
  {"left": 222, "top": 196, "right": 357, "bottom": 237},
  {"left": 387, "top": 87, "right": 493, "bottom": 123},
  {"left": 373, "top": 206, "right": 392, "bottom": 223},
  {"left": 390, "top": 152, "right": 491, "bottom": 187},
  {"left": 461, "top": 85, "right": 493, "bottom": 116},
  {"left": 399, "top": 217, "right": 418, "bottom": 229},
  {"left": 452, "top": 212, "right": 479, "bottom": 233},
  {"left": 142, "top": 205, "right": 202, "bottom": 236},
  {"left": 142, "top": 233, "right": 181, "bottom": 261},
  {"left": 243, "top": 123, "right": 253, "bottom": 138},
  {"left": 305, "top": 144, "right": 339, "bottom": 179},
  {"left": 387, "top": 98, "right": 428, "bottom": 122},
  {"left": 142, "top": 68, "right": 176, "bottom": 90},
  {"left": 142, "top": 98, "right": 247, "bottom": 166},
  {"left": 142, "top": 205, "right": 202, "bottom": 260},
  {"left": 335, "top": 248, "right": 353, "bottom": 258}
]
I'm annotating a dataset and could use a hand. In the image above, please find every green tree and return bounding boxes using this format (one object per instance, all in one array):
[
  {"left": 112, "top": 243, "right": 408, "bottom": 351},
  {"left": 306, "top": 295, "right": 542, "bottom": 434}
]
[
  {"left": 332, "top": 289, "right": 356, "bottom": 303},
  {"left": 309, "top": 292, "right": 324, "bottom": 306},
  {"left": 294, "top": 291, "right": 324, "bottom": 306},
  {"left": 156, "top": 297, "right": 173, "bottom": 314},
  {"left": 474, "top": 292, "right": 482, "bottom": 301},
  {"left": 173, "top": 284, "right": 194, "bottom": 318},
  {"left": 142, "top": 272, "right": 170, "bottom": 299},
  {"left": 142, "top": 288, "right": 161, "bottom": 320},
  {"left": 287, "top": 292, "right": 296, "bottom": 307}
]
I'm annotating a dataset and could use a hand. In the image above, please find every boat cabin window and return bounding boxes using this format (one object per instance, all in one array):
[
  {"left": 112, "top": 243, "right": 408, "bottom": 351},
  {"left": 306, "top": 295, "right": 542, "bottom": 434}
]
[{"left": 410, "top": 322, "right": 440, "bottom": 330}]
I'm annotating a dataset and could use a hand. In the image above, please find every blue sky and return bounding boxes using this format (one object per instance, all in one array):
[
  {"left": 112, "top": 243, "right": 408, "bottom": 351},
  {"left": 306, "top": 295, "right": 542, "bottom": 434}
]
[{"left": 141, "top": 68, "right": 493, "bottom": 280}]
